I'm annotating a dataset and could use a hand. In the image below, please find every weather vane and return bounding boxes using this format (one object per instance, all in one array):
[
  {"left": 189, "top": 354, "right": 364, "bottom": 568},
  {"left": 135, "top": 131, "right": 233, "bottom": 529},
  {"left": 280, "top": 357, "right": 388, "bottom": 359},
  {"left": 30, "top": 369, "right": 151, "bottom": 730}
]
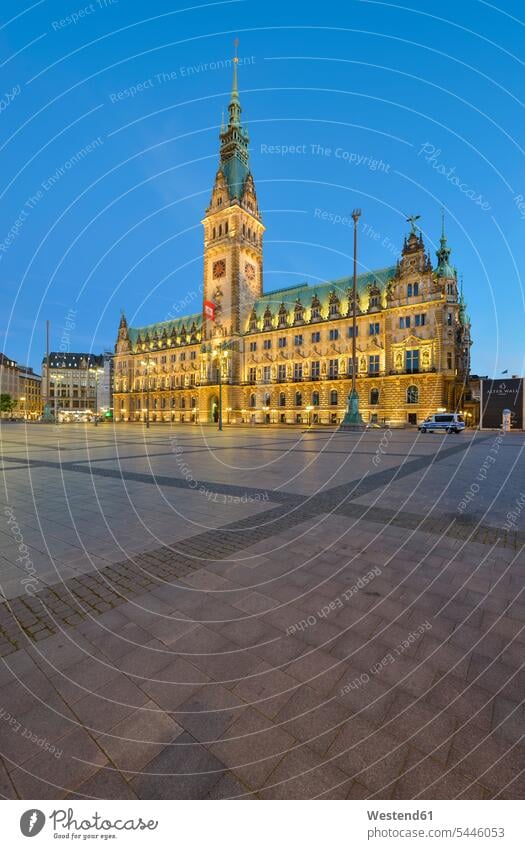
[{"left": 406, "top": 214, "right": 421, "bottom": 234}]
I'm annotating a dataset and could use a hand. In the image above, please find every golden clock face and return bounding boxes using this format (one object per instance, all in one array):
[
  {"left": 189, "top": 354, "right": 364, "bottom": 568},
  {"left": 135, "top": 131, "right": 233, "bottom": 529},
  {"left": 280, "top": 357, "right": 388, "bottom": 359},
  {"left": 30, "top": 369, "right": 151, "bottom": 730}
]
[
  {"left": 245, "top": 262, "right": 256, "bottom": 281},
  {"left": 213, "top": 259, "right": 226, "bottom": 278}
]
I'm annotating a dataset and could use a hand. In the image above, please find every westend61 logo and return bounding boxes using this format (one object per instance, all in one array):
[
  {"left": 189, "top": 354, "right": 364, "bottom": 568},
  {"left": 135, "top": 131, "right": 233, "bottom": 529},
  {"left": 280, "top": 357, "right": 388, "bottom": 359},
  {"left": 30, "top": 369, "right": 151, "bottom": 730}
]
[
  {"left": 19, "top": 808, "right": 159, "bottom": 838},
  {"left": 20, "top": 810, "right": 45, "bottom": 837}
]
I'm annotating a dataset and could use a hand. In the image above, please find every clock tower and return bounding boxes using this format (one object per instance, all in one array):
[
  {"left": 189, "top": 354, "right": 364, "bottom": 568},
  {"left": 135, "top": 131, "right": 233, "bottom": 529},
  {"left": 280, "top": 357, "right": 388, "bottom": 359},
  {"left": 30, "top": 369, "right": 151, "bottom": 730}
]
[{"left": 202, "top": 41, "right": 264, "bottom": 340}]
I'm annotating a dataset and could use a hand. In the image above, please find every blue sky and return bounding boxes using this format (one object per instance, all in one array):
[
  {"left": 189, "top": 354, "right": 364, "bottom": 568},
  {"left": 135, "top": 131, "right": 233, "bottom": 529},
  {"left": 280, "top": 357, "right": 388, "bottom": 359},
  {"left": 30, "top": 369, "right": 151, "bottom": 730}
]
[{"left": 1, "top": 0, "right": 524, "bottom": 376}]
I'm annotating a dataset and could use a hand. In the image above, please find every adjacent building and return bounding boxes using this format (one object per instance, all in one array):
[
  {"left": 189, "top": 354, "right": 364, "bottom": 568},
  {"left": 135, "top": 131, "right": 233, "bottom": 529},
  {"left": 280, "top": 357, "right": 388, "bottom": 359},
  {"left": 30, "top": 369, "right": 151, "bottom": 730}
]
[
  {"left": 0, "top": 354, "right": 42, "bottom": 419},
  {"left": 41, "top": 352, "right": 106, "bottom": 420},
  {"left": 113, "top": 54, "right": 472, "bottom": 426}
]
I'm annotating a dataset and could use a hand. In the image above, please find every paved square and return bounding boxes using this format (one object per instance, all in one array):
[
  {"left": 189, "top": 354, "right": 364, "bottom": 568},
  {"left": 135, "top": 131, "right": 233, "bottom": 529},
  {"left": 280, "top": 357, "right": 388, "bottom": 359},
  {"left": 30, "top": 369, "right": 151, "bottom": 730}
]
[{"left": 0, "top": 423, "right": 523, "bottom": 799}]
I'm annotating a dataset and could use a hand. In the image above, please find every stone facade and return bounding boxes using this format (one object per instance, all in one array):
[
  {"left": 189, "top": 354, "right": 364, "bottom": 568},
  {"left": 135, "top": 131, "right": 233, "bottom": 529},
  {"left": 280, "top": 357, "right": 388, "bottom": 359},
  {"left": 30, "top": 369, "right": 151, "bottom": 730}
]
[{"left": 113, "top": 57, "right": 472, "bottom": 427}]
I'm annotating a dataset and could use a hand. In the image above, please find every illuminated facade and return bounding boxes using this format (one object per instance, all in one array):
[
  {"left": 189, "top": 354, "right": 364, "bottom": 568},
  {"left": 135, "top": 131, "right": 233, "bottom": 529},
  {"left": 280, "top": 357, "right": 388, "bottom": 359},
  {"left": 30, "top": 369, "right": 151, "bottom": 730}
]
[{"left": 113, "top": 55, "right": 472, "bottom": 427}]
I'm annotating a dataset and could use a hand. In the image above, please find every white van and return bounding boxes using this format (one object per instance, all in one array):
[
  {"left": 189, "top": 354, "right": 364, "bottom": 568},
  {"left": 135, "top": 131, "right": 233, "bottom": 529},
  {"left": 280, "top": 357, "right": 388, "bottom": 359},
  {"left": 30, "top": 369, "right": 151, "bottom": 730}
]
[{"left": 418, "top": 413, "right": 465, "bottom": 434}]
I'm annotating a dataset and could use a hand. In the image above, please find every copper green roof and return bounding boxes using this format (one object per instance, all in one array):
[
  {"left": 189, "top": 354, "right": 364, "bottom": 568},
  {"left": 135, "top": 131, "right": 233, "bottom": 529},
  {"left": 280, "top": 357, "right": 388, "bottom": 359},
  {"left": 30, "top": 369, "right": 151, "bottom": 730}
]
[
  {"left": 250, "top": 266, "right": 397, "bottom": 322},
  {"left": 128, "top": 313, "right": 202, "bottom": 348}
]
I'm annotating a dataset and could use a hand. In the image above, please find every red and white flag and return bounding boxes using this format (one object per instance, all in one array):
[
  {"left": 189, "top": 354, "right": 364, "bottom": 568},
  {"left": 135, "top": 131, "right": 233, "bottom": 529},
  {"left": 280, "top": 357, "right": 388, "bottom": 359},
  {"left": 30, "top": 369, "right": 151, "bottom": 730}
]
[{"left": 204, "top": 300, "right": 216, "bottom": 321}]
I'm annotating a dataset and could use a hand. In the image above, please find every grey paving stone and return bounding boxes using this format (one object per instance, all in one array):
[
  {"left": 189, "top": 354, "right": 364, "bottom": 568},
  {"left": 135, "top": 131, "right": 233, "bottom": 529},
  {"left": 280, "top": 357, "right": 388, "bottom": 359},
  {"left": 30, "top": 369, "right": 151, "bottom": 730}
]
[
  {"left": 9, "top": 727, "right": 108, "bottom": 799},
  {"left": 130, "top": 731, "right": 226, "bottom": 799},
  {"left": 258, "top": 745, "right": 351, "bottom": 799},
  {"left": 96, "top": 702, "right": 184, "bottom": 775},
  {"left": 176, "top": 685, "right": 246, "bottom": 743}
]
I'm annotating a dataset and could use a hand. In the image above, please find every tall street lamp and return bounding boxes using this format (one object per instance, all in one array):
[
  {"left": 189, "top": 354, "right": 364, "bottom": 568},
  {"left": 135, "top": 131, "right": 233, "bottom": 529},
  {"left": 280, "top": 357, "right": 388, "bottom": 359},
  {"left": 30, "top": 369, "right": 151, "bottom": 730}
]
[
  {"left": 140, "top": 359, "right": 155, "bottom": 428},
  {"left": 340, "top": 208, "right": 365, "bottom": 429},
  {"left": 90, "top": 367, "right": 104, "bottom": 426}
]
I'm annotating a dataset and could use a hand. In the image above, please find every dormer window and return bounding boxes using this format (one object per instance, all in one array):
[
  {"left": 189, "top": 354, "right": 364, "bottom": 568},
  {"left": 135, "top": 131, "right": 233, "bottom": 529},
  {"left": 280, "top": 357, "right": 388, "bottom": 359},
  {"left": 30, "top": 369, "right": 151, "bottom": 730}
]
[
  {"left": 407, "top": 282, "right": 419, "bottom": 297},
  {"left": 217, "top": 196, "right": 223, "bottom": 206}
]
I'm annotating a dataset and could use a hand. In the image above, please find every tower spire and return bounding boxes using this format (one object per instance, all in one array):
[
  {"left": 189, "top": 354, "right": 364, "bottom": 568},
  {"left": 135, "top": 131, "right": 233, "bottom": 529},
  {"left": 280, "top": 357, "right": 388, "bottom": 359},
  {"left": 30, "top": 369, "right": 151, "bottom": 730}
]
[
  {"left": 216, "top": 37, "right": 250, "bottom": 201},
  {"left": 228, "top": 37, "right": 241, "bottom": 126},
  {"left": 435, "top": 209, "right": 456, "bottom": 278}
]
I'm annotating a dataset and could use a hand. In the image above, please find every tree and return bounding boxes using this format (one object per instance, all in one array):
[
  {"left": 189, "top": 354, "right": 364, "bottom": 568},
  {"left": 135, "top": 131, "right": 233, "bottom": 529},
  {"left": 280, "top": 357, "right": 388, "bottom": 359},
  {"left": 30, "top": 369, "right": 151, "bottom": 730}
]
[{"left": 0, "top": 394, "right": 17, "bottom": 418}]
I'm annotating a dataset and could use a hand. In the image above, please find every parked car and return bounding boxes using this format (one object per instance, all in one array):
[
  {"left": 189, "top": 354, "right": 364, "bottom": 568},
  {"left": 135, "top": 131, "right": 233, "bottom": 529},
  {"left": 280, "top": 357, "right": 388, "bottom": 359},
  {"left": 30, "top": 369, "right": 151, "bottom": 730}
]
[{"left": 418, "top": 413, "right": 465, "bottom": 434}]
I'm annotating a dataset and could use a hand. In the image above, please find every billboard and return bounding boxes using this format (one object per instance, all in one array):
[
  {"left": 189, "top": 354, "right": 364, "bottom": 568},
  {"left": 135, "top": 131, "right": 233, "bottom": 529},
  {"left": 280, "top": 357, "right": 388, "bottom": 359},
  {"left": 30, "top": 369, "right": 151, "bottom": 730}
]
[{"left": 481, "top": 378, "right": 523, "bottom": 429}]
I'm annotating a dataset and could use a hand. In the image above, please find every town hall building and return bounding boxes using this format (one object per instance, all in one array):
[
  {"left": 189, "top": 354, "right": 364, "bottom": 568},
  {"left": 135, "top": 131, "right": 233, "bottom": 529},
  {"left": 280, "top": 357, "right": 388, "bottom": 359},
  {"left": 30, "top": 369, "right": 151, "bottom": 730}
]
[{"left": 113, "top": 51, "right": 472, "bottom": 426}]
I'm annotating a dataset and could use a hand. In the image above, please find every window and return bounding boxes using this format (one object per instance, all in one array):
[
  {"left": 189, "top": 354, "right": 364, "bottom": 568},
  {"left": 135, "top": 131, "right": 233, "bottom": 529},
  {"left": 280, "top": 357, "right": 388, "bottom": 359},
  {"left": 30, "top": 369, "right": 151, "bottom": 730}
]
[
  {"left": 415, "top": 314, "right": 426, "bottom": 327},
  {"left": 370, "top": 388, "right": 379, "bottom": 405},
  {"left": 311, "top": 306, "right": 320, "bottom": 320},
  {"left": 447, "top": 352, "right": 453, "bottom": 369},
  {"left": 248, "top": 367, "right": 256, "bottom": 383},
  {"left": 348, "top": 326, "right": 359, "bottom": 338},
  {"left": 249, "top": 393, "right": 256, "bottom": 408},
  {"left": 279, "top": 392, "right": 286, "bottom": 407},
  {"left": 399, "top": 316, "right": 410, "bottom": 329},
  {"left": 406, "top": 350, "right": 419, "bottom": 373},
  {"left": 329, "top": 328, "right": 339, "bottom": 341},
  {"left": 311, "top": 331, "right": 320, "bottom": 343},
  {"left": 295, "top": 391, "right": 302, "bottom": 407},
  {"left": 369, "top": 355, "right": 380, "bottom": 374},
  {"left": 447, "top": 312, "right": 453, "bottom": 326},
  {"left": 311, "top": 360, "right": 320, "bottom": 379},
  {"left": 278, "top": 364, "right": 286, "bottom": 382},
  {"left": 328, "top": 359, "right": 338, "bottom": 378},
  {"left": 190, "top": 350, "right": 196, "bottom": 359},
  {"left": 263, "top": 366, "right": 271, "bottom": 383},
  {"left": 330, "top": 390, "right": 338, "bottom": 406},
  {"left": 263, "top": 339, "right": 272, "bottom": 350},
  {"left": 369, "top": 322, "right": 380, "bottom": 336},
  {"left": 294, "top": 363, "right": 303, "bottom": 381},
  {"left": 407, "top": 385, "right": 419, "bottom": 404},
  {"left": 407, "top": 282, "right": 419, "bottom": 297},
  {"left": 369, "top": 295, "right": 379, "bottom": 308},
  {"left": 278, "top": 337, "right": 287, "bottom": 348},
  {"left": 294, "top": 334, "right": 303, "bottom": 346},
  {"left": 249, "top": 341, "right": 257, "bottom": 352},
  {"left": 312, "top": 391, "right": 319, "bottom": 406}
]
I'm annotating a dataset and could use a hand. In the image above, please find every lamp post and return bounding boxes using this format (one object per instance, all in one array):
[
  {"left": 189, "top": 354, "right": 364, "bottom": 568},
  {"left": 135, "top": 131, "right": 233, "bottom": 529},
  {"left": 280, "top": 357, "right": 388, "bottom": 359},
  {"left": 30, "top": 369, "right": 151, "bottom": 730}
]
[
  {"left": 90, "top": 366, "right": 104, "bottom": 426},
  {"left": 340, "top": 208, "right": 365, "bottom": 429},
  {"left": 140, "top": 359, "right": 155, "bottom": 428}
]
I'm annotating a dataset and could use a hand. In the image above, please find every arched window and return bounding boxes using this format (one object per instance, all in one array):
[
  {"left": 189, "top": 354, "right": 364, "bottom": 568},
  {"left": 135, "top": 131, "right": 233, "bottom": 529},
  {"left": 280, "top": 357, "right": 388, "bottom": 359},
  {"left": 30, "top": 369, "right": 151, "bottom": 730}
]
[
  {"left": 370, "top": 388, "right": 379, "bottom": 406},
  {"left": 407, "top": 385, "right": 418, "bottom": 404},
  {"left": 218, "top": 224, "right": 222, "bottom": 237},
  {"left": 263, "top": 392, "right": 271, "bottom": 406},
  {"left": 295, "top": 391, "right": 302, "bottom": 407},
  {"left": 279, "top": 392, "right": 286, "bottom": 407},
  {"left": 330, "top": 390, "right": 338, "bottom": 406},
  {"left": 225, "top": 221, "right": 228, "bottom": 235},
  {"left": 312, "top": 391, "right": 319, "bottom": 407},
  {"left": 250, "top": 393, "right": 256, "bottom": 408},
  {"left": 212, "top": 227, "right": 216, "bottom": 239}
]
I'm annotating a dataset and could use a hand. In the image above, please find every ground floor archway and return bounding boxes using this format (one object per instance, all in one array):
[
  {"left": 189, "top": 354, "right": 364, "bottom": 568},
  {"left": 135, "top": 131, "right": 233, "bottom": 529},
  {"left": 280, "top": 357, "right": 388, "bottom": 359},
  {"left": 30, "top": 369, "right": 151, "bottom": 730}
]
[{"left": 209, "top": 395, "right": 219, "bottom": 423}]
